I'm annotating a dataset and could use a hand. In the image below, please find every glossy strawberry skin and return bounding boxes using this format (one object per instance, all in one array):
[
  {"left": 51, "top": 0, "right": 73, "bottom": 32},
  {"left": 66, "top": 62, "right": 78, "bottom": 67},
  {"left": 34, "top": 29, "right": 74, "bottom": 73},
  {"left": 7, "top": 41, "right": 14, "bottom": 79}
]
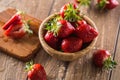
[
  {"left": 2, "top": 14, "right": 21, "bottom": 30},
  {"left": 105, "top": 0, "right": 119, "bottom": 9},
  {"left": 93, "top": 50, "right": 110, "bottom": 67},
  {"left": 44, "top": 32, "right": 59, "bottom": 49},
  {"left": 61, "top": 36, "right": 83, "bottom": 52},
  {"left": 97, "top": 0, "right": 119, "bottom": 10},
  {"left": 75, "top": 20, "right": 98, "bottom": 43},
  {"left": 28, "top": 64, "right": 47, "bottom": 80},
  {"left": 57, "top": 20, "right": 75, "bottom": 38}
]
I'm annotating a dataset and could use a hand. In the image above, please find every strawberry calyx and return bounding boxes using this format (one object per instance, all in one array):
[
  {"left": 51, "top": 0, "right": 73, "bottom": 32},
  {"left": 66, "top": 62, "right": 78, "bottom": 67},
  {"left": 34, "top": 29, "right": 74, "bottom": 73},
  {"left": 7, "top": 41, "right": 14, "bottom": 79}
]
[
  {"left": 97, "top": 0, "right": 109, "bottom": 9},
  {"left": 75, "top": 0, "right": 91, "bottom": 6},
  {"left": 63, "top": 3, "right": 81, "bottom": 22},
  {"left": 25, "top": 61, "right": 34, "bottom": 71},
  {"left": 45, "top": 15, "right": 63, "bottom": 36},
  {"left": 17, "top": 10, "right": 33, "bottom": 35},
  {"left": 103, "top": 56, "right": 117, "bottom": 70}
]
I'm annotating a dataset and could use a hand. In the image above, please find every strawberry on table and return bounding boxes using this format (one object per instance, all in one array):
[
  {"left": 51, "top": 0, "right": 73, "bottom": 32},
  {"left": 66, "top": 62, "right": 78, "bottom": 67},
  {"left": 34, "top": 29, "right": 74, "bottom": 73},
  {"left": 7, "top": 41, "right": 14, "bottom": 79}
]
[
  {"left": 26, "top": 61, "right": 47, "bottom": 80},
  {"left": 75, "top": 20, "right": 98, "bottom": 43},
  {"left": 97, "top": 0, "right": 119, "bottom": 10},
  {"left": 61, "top": 36, "right": 83, "bottom": 52},
  {"left": 93, "top": 49, "right": 117, "bottom": 69},
  {"left": 44, "top": 31, "right": 59, "bottom": 49}
]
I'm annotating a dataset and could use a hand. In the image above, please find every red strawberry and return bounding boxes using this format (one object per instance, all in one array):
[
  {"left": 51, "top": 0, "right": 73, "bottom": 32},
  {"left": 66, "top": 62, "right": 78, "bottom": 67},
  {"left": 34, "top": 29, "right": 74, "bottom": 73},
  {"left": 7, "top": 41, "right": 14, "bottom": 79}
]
[
  {"left": 26, "top": 61, "right": 47, "bottom": 80},
  {"left": 60, "top": 3, "right": 80, "bottom": 22},
  {"left": 61, "top": 36, "right": 83, "bottom": 52},
  {"left": 44, "top": 31, "right": 59, "bottom": 49},
  {"left": 2, "top": 13, "right": 21, "bottom": 30},
  {"left": 97, "top": 0, "right": 119, "bottom": 10},
  {"left": 4, "top": 21, "right": 26, "bottom": 39},
  {"left": 75, "top": 20, "right": 98, "bottom": 43},
  {"left": 93, "top": 49, "right": 117, "bottom": 69},
  {"left": 2, "top": 11, "right": 33, "bottom": 39},
  {"left": 57, "top": 20, "right": 75, "bottom": 38}
]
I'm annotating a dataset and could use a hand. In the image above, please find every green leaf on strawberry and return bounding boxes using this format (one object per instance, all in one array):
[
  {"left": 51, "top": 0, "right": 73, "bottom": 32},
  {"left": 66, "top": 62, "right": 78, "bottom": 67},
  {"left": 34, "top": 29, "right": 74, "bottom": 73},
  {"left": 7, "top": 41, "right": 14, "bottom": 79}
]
[
  {"left": 75, "top": 0, "right": 91, "bottom": 6},
  {"left": 45, "top": 15, "right": 63, "bottom": 36},
  {"left": 60, "top": 3, "right": 82, "bottom": 22}
]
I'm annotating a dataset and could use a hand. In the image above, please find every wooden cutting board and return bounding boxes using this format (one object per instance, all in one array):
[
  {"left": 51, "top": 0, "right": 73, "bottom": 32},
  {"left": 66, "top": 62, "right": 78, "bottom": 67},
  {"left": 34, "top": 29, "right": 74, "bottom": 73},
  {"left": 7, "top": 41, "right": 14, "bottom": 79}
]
[{"left": 0, "top": 8, "right": 42, "bottom": 61}]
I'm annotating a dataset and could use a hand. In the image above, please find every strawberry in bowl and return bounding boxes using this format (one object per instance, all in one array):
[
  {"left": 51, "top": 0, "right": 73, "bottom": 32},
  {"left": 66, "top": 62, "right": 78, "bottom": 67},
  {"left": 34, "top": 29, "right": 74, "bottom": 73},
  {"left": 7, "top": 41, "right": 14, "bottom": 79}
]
[{"left": 39, "top": 3, "right": 98, "bottom": 61}]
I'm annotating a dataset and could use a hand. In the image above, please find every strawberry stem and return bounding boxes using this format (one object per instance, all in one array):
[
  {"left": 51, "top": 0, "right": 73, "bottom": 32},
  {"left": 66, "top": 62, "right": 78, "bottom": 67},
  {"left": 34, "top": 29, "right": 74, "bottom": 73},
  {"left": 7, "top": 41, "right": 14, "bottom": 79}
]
[
  {"left": 45, "top": 15, "right": 63, "bottom": 36},
  {"left": 16, "top": 10, "right": 33, "bottom": 35},
  {"left": 25, "top": 60, "right": 34, "bottom": 71},
  {"left": 97, "top": 0, "right": 108, "bottom": 9},
  {"left": 103, "top": 56, "right": 117, "bottom": 70},
  {"left": 64, "top": 3, "right": 81, "bottom": 22}
]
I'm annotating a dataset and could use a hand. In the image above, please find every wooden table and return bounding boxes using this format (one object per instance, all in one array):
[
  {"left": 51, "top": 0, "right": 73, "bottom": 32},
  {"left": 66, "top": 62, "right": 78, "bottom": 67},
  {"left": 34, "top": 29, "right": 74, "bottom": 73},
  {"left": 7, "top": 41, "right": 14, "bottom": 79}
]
[{"left": 0, "top": 0, "right": 120, "bottom": 80}]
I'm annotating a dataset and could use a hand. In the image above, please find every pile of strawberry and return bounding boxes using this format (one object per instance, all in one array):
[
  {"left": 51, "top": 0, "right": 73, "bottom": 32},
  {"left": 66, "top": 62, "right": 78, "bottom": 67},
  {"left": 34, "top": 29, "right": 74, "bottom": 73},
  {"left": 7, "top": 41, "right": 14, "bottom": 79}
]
[{"left": 44, "top": 3, "right": 98, "bottom": 53}]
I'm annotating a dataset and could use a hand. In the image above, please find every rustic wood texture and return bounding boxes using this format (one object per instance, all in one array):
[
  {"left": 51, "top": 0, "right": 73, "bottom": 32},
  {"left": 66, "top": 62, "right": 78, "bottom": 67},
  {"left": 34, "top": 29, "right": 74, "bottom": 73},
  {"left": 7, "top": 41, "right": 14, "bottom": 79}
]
[
  {"left": 0, "top": 0, "right": 119, "bottom": 80},
  {"left": 0, "top": 8, "right": 41, "bottom": 61}
]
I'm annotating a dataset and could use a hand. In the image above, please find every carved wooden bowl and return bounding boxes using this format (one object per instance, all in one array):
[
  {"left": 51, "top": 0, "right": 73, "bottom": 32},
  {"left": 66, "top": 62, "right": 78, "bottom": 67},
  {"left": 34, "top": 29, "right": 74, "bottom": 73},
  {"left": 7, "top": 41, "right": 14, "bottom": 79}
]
[{"left": 39, "top": 13, "right": 98, "bottom": 61}]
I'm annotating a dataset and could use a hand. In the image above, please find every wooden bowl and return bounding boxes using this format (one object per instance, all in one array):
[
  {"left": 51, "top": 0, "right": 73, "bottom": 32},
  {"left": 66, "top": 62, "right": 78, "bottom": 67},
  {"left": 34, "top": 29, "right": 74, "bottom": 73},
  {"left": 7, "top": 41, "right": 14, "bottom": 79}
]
[{"left": 39, "top": 13, "right": 98, "bottom": 61}]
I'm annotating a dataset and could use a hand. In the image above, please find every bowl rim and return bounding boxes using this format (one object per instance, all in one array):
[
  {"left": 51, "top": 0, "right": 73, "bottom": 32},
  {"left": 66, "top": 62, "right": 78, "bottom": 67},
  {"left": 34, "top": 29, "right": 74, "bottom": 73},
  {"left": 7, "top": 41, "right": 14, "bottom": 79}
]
[{"left": 39, "top": 13, "right": 98, "bottom": 57}]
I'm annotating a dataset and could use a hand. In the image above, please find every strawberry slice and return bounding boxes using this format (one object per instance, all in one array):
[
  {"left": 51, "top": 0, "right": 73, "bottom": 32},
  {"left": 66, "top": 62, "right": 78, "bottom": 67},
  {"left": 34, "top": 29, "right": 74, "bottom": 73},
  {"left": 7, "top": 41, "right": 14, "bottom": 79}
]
[
  {"left": 44, "top": 31, "right": 59, "bottom": 49},
  {"left": 57, "top": 20, "right": 75, "bottom": 38},
  {"left": 75, "top": 20, "right": 98, "bottom": 43},
  {"left": 97, "top": 0, "right": 119, "bottom": 10},
  {"left": 93, "top": 49, "right": 117, "bottom": 69},
  {"left": 4, "top": 21, "right": 26, "bottom": 39},
  {"left": 2, "top": 13, "right": 21, "bottom": 30},
  {"left": 61, "top": 36, "right": 83, "bottom": 52}
]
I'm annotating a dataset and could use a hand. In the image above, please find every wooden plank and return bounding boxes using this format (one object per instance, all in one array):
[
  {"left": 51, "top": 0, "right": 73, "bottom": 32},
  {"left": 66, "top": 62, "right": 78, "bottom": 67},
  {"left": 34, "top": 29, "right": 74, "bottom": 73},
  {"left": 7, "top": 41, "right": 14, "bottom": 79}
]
[
  {"left": 0, "top": 0, "right": 54, "bottom": 80},
  {"left": 64, "top": 0, "right": 120, "bottom": 80},
  {"left": 110, "top": 21, "right": 120, "bottom": 80}
]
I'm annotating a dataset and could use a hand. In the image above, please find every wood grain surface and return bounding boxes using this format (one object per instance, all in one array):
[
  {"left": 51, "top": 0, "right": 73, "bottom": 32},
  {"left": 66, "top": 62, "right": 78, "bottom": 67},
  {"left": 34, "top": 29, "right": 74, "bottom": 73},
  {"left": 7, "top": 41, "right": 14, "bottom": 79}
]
[{"left": 0, "top": 0, "right": 119, "bottom": 80}]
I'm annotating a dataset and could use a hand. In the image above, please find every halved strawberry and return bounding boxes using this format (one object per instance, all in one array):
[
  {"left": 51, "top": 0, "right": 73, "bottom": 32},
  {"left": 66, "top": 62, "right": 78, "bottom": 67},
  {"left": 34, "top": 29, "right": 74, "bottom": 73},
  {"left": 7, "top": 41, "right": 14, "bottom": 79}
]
[
  {"left": 61, "top": 36, "right": 83, "bottom": 52},
  {"left": 97, "top": 0, "right": 119, "bottom": 10},
  {"left": 75, "top": 20, "right": 98, "bottom": 43},
  {"left": 2, "top": 13, "right": 21, "bottom": 30},
  {"left": 93, "top": 49, "right": 117, "bottom": 69},
  {"left": 4, "top": 21, "right": 26, "bottom": 39},
  {"left": 44, "top": 31, "right": 59, "bottom": 49}
]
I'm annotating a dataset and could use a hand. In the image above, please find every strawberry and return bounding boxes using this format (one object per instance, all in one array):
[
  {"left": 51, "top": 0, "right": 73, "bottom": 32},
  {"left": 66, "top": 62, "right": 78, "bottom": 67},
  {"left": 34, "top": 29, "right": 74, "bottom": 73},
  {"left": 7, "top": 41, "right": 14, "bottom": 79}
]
[
  {"left": 97, "top": 0, "right": 119, "bottom": 10},
  {"left": 93, "top": 49, "right": 117, "bottom": 69},
  {"left": 57, "top": 20, "right": 75, "bottom": 38},
  {"left": 44, "top": 31, "right": 59, "bottom": 49},
  {"left": 75, "top": 20, "right": 98, "bottom": 43},
  {"left": 60, "top": 3, "right": 81, "bottom": 22},
  {"left": 26, "top": 61, "right": 47, "bottom": 80},
  {"left": 61, "top": 36, "right": 83, "bottom": 52},
  {"left": 2, "top": 13, "right": 21, "bottom": 30},
  {"left": 4, "top": 21, "right": 26, "bottom": 39},
  {"left": 2, "top": 11, "right": 33, "bottom": 39}
]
